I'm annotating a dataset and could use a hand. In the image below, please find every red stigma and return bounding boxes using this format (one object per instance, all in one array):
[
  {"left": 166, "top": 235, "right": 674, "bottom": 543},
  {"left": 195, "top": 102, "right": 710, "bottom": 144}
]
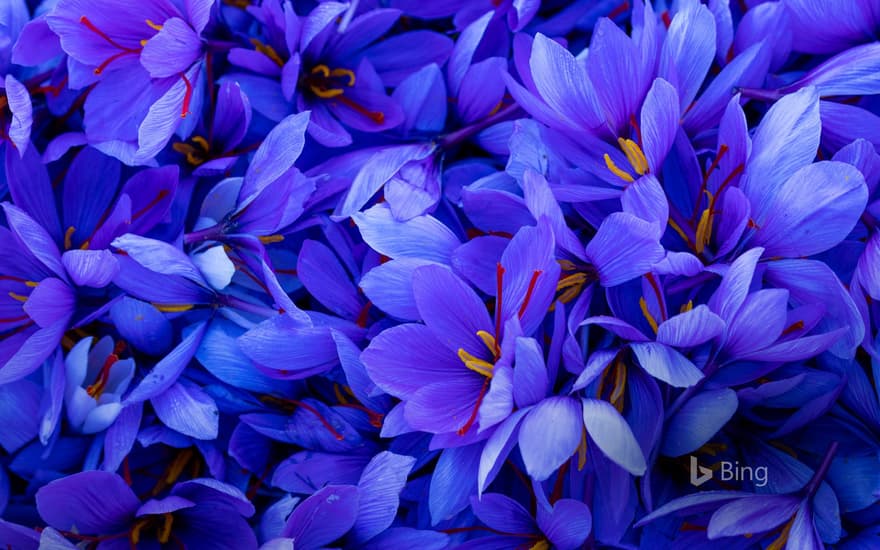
[
  {"left": 703, "top": 144, "right": 729, "bottom": 185},
  {"left": 781, "top": 320, "right": 805, "bottom": 337},
  {"left": 79, "top": 16, "right": 142, "bottom": 75},
  {"left": 645, "top": 273, "right": 667, "bottom": 322},
  {"left": 356, "top": 300, "right": 373, "bottom": 328},
  {"left": 86, "top": 341, "right": 126, "bottom": 398},
  {"left": 179, "top": 72, "right": 193, "bottom": 118},
  {"left": 518, "top": 270, "right": 543, "bottom": 319},
  {"left": 715, "top": 163, "right": 745, "bottom": 198},
  {"left": 629, "top": 114, "right": 643, "bottom": 149},
  {"left": 0, "top": 321, "right": 34, "bottom": 342},
  {"left": 608, "top": 0, "right": 630, "bottom": 19},
  {"left": 458, "top": 377, "right": 491, "bottom": 436},
  {"left": 263, "top": 396, "right": 344, "bottom": 440},
  {"left": 131, "top": 189, "right": 170, "bottom": 222},
  {"left": 337, "top": 95, "right": 385, "bottom": 125},
  {"left": 693, "top": 144, "right": 730, "bottom": 222},
  {"left": 494, "top": 263, "right": 505, "bottom": 356},
  {"left": 661, "top": 11, "right": 672, "bottom": 28}
]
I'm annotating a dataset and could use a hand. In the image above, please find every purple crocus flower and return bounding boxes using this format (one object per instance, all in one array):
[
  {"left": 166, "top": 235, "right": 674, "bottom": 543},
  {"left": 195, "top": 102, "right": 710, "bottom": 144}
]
[
  {"left": 172, "top": 80, "right": 253, "bottom": 176},
  {"left": 227, "top": 2, "right": 451, "bottom": 147},
  {"left": 36, "top": 470, "right": 258, "bottom": 548},
  {"left": 264, "top": 451, "right": 443, "bottom": 549},
  {"left": 784, "top": 0, "right": 880, "bottom": 55},
  {"left": 0, "top": 202, "right": 78, "bottom": 385},
  {"left": 463, "top": 485, "right": 591, "bottom": 550},
  {"left": 637, "top": 442, "right": 841, "bottom": 548},
  {"left": 46, "top": 0, "right": 213, "bottom": 163},
  {"left": 478, "top": 334, "right": 649, "bottom": 489},
  {"left": 362, "top": 221, "right": 560, "bottom": 436},
  {"left": 64, "top": 335, "right": 134, "bottom": 434}
]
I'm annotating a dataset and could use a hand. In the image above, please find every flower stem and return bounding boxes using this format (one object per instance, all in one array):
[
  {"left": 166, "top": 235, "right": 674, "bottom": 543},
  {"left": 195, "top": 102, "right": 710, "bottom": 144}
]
[
  {"left": 439, "top": 104, "right": 523, "bottom": 150},
  {"left": 805, "top": 441, "right": 839, "bottom": 498}
]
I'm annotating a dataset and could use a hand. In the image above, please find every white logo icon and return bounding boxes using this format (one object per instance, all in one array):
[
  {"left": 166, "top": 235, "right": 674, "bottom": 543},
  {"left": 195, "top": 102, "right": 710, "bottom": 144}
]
[{"left": 689, "top": 456, "right": 713, "bottom": 487}]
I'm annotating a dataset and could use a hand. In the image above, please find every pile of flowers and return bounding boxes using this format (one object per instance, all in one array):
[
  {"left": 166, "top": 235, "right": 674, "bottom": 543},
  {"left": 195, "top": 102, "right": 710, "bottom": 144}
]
[{"left": 1, "top": 0, "right": 879, "bottom": 548}]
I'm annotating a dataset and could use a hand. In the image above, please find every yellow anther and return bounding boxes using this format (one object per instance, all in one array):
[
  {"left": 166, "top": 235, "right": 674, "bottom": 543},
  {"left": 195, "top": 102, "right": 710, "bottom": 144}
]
[
  {"left": 8, "top": 291, "right": 28, "bottom": 303},
  {"left": 258, "top": 234, "right": 284, "bottom": 244},
  {"left": 329, "top": 67, "right": 356, "bottom": 86},
  {"left": 577, "top": 426, "right": 588, "bottom": 470},
  {"left": 557, "top": 259, "right": 578, "bottom": 271},
  {"left": 698, "top": 442, "right": 728, "bottom": 456},
  {"left": 695, "top": 208, "right": 713, "bottom": 254},
  {"left": 556, "top": 272, "right": 587, "bottom": 291},
  {"left": 766, "top": 516, "right": 794, "bottom": 550},
  {"left": 310, "top": 85, "right": 345, "bottom": 98},
  {"left": 130, "top": 519, "right": 148, "bottom": 544},
  {"left": 530, "top": 541, "right": 550, "bottom": 550},
  {"left": 333, "top": 384, "right": 350, "bottom": 405},
  {"left": 145, "top": 19, "right": 164, "bottom": 31},
  {"left": 25, "top": 280, "right": 38, "bottom": 288},
  {"left": 604, "top": 153, "right": 635, "bottom": 183},
  {"left": 140, "top": 39, "right": 148, "bottom": 47},
  {"left": 617, "top": 137, "right": 649, "bottom": 175},
  {"left": 457, "top": 348, "right": 494, "bottom": 378},
  {"left": 667, "top": 217, "right": 692, "bottom": 245},
  {"left": 172, "top": 142, "right": 205, "bottom": 166},
  {"left": 476, "top": 330, "right": 498, "bottom": 359},
  {"left": 639, "top": 297, "right": 659, "bottom": 334},
  {"left": 152, "top": 303, "right": 194, "bottom": 312},
  {"left": 609, "top": 361, "right": 627, "bottom": 411},
  {"left": 157, "top": 513, "right": 174, "bottom": 543},
  {"left": 680, "top": 300, "right": 694, "bottom": 313},
  {"left": 191, "top": 135, "right": 210, "bottom": 152},
  {"left": 311, "top": 64, "right": 331, "bottom": 77},
  {"left": 249, "top": 37, "right": 285, "bottom": 68},
  {"left": 64, "top": 226, "right": 76, "bottom": 250},
  {"left": 165, "top": 449, "right": 193, "bottom": 484},
  {"left": 553, "top": 272, "right": 588, "bottom": 307}
]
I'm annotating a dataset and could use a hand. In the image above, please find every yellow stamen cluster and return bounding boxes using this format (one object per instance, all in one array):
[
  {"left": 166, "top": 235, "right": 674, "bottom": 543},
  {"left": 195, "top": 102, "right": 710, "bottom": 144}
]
[
  {"left": 258, "top": 234, "right": 285, "bottom": 244},
  {"left": 604, "top": 137, "right": 649, "bottom": 183},
  {"left": 251, "top": 37, "right": 285, "bottom": 67},
  {"left": 172, "top": 134, "right": 211, "bottom": 166},
  {"left": 457, "top": 330, "right": 498, "bottom": 378},
  {"left": 309, "top": 64, "right": 357, "bottom": 98},
  {"left": 639, "top": 297, "right": 659, "bottom": 334},
  {"left": 151, "top": 303, "right": 194, "bottom": 313}
]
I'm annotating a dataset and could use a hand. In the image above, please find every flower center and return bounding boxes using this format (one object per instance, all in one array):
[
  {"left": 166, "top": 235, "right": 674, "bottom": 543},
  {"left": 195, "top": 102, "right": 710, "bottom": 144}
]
[
  {"left": 304, "top": 64, "right": 386, "bottom": 124},
  {"left": 604, "top": 136, "right": 648, "bottom": 183},
  {"left": 131, "top": 512, "right": 175, "bottom": 545},
  {"left": 172, "top": 135, "right": 211, "bottom": 166},
  {"left": 80, "top": 17, "right": 193, "bottom": 118},
  {"left": 597, "top": 354, "right": 627, "bottom": 412},
  {"left": 86, "top": 340, "right": 126, "bottom": 399}
]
